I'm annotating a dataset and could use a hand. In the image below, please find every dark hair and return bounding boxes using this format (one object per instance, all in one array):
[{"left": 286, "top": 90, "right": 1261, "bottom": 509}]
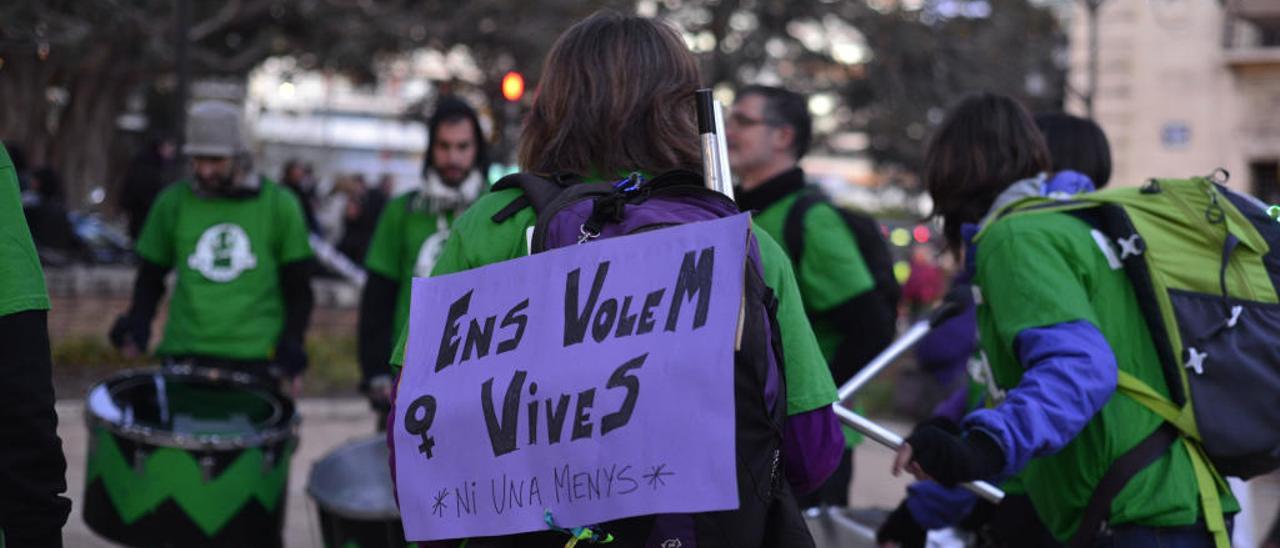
[
  {"left": 737, "top": 85, "right": 813, "bottom": 160},
  {"left": 925, "top": 93, "right": 1051, "bottom": 250},
  {"left": 1034, "top": 112, "right": 1112, "bottom": 189},
  {"left": 424, "top": 96, "right": 490, "bottom": 177},
  {"left": 518, "top": 11, "right": 702, "bottom": 177}
]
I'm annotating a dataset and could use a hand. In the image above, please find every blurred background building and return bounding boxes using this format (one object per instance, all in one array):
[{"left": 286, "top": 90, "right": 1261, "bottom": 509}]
[{"left": 1066, "top": 0, "right": 1280, "bottom": 200}]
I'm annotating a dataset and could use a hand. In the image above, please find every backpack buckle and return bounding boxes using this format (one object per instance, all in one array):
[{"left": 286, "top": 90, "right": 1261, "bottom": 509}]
[
  {"left": 1116, "top": 234, "right": 1144, "bottom": 260},
  {"left": 577, "top": 224, "right": 600, "bottom": 245}
]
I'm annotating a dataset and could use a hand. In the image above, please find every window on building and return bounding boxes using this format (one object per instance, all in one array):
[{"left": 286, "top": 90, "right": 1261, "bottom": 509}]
[
  {"left": 1260, "top": 25, "right": 1280, "bottom": 47},
  {"left": 1250, "top": 160, "right": 1280, "bottom": 204}
]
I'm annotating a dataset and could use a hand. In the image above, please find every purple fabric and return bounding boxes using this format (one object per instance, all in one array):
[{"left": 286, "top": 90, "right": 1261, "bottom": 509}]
[
  {"left": 931, "top": 385, "right": 970, "bottom": 423},
  {"left": 782, "top": 406, "right": 845, "bottom": 495},
  {"left": 915, "top": 274, "right": 976, "bottom": 388},
  {"left": 543, "top": 193, "right": 741, "bottom": 248},
  {"left": 905, "top": 480, "right": 979, "bottom": 530},
  {"left": 1044, "top": 170, "right": 1096, "bottom": 197},
  {"left": 963, "top": 320, "right": 1118, "bottom": 479}
]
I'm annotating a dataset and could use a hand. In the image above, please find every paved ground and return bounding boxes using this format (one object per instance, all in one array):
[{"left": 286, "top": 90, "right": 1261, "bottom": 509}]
[{"left": 57, "top": 399, "right": 1278, "bottom": 547}]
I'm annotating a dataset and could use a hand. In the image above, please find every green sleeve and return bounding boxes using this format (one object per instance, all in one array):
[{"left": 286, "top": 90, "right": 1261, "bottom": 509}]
[
  {"left": 134, "top": 187, "right": 179, "bottom": 267},
  {"left": 753, "top": 224, "right": 839, "bottom": 415},
  {"left": 975, "top": 217, "right": 1099, "bottom": 355},
  {"left": 274, "top": 185, "right": 314, "bottom": 264},
  {"left": 364, "top": 197, "right": 406, "bottom": 279},
  {"left": 391, "top": 322, "right": 408, "bottom": 376},
  {"left": 429, "top": 189, "right": 533, "bottom": 277},
  {"left": 797, "top": 203, "right": 876, "bottom": 312},
  {"left": 396, "top": 190, "right": 532, "bottom": 373},
  {"left": 0, "top": 145, "right": 50, "bottom": 316}
]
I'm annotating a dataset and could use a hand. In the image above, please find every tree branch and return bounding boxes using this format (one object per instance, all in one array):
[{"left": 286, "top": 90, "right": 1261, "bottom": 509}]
[{"left": 189, "top": 0, "right": 242, "bottom": 43}]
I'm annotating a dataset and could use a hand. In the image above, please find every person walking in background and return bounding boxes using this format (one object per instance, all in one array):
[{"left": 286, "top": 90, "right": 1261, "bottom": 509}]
[
  {"left": 280, "top": 159, "right": 320, "bottom": 234},
  {"left": 727, "top": 84, "right": 899, "bottom": 512},
  {"left": 879, "top": 111, "right": 1113, "bottom": 548},
  {"left": 358, "top": 97, "right": 489, "bottom": 424},
  {"left": 108, "top": 100, "right": 315, "bottom": 393},
  {"left": 119, "top": 137, "right": 177, "bottom": 241},
  {"left": 885, "top": 94, "right": 1236, "bottom": 547}
]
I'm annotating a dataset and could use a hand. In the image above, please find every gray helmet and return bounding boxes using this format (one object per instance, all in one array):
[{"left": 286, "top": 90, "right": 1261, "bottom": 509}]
[{"left": 183, "top": 100, "right": 245, "bottom": 157}]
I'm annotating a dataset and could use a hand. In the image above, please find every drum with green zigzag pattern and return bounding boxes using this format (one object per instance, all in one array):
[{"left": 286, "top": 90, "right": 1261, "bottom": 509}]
[{"left": 83, "top": 367, "right": 298, "bottom": 547}]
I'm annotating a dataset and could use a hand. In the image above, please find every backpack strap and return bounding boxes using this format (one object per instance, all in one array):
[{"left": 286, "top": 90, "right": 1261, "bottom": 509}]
[
  {"left": 1062, "top": 202, "right": 1232, "bottom": 547},
  {"left": 1068, "top": 424, "right": 1178, "bottom": 548},
  {"left": 781, "top": 190, "right": 824, "bottom": 266},
  {"left": 489, "top": 172, "right": 579, "bottom": 223}
]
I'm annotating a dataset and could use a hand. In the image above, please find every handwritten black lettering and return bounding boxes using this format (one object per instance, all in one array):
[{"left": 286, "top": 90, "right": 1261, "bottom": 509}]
[
  {"left": 591, "top": 298, "right": 618, "bottom": 343},
  {"left": 435, "top": 290, "right": 472, "bottom": 372},
  {"left": 637, "top": 289, "right": 664, "bottom": 335},
  {"left": 614, "top": 296, "right": 638, "bottom": 337},
  {"left": 572, "top": 388, "right": 595, "bottom": 440},
  {"left": 481, "top": 371, "right": 526, "bottom": 457},
  {"left": 545, "top": 394, "right": 571, "bottom": 444},
  {"left": 497, "top": 299, "right": 530, "bottom": 354},
  {"left": 564, "top": 262, "right": 610, "bottom": 346},
  {"left": 666, "top": 247, "right": 715, "bottom": 332},
  {"left": 461, "top": 316, "right": 496, "bottom": 362},
  {"left": 601, "top": 354, "right": 645, "bottom": 436}
]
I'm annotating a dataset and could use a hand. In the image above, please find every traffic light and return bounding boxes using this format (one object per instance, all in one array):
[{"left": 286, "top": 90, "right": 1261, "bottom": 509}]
[{"left": 501, "top": 71, "right": 524, "bottom": 102}]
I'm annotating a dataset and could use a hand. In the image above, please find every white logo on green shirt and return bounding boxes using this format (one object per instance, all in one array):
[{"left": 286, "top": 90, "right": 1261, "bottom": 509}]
[
  {"left": 413, "top": 228, "right": 449, "bottom": 278},
  {"left": 188, "top": 223, "right": 258, "bottom": 282}
]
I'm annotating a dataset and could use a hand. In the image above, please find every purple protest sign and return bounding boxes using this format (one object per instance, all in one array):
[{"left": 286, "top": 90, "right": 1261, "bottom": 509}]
[{"left": 393, "top": 213, "right": 751, "bottom": 542}]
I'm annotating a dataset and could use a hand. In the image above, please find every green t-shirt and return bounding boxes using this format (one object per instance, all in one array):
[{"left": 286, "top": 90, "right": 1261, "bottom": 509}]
[
  {"left": 0, "top": 145, "right": 49, "bottom": 317},
  {"left": 753, "top": 192, "right": 875, "bottom": 446},
  {"left": 974, "top": 211, "right": 1237, "bottom": 541},
  {"left": 135, "top": 180, "right": 313, "bottom": 360},
  {"left": 392, "top": 187, "right": 838, "bottom": 416},
  {"left": 750, "top": 193, "right": 876, "bottom": 363},
  {"left": 364, "top": 192, "right": 460, "bottom": 343}
]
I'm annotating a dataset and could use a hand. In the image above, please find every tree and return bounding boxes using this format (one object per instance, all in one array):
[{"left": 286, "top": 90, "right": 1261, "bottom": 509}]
[
  {"left": 662, "top": 0, "right": 1066, "bottom": 175},
  {"left": 0, "top": 0, "right": 628, "bottom": 208}
]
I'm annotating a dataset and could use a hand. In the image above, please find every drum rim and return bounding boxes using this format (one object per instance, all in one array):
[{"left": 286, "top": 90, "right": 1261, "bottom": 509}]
[{"left": 84, "top": 365, "right": 299, "bottom": 451}]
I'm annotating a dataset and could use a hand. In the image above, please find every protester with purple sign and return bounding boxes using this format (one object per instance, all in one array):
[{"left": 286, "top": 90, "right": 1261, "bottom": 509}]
[{"left": 386, "top": 10, "right": 843, "bottom": 548}]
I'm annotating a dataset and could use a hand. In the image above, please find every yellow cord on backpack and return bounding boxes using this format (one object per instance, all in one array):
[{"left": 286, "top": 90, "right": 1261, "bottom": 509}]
[
  {"left": 1116, "top": 371, "right": 1231, "bottom": 548},
  {"left": 1183, "top": 438, "right": 1230, "bottom": 548}
]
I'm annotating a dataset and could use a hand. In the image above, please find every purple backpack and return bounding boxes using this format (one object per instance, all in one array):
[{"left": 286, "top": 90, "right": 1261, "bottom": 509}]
[{"left": 474, "top": 170, "right": 815, "bottom": 548}]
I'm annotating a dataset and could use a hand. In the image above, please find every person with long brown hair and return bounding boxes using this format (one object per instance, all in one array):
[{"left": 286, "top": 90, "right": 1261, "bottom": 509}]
[
  {"left": 388, "top": 10, "right": 843, "bottom": 548},
  {"left": 886, "top": 93, "right": 1238, "bottom": 547}
]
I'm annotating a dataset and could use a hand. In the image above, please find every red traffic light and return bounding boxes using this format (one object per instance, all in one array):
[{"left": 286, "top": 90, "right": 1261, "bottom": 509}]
[{"left": 501, "top": 71, "right": 524, "bottom": 102}]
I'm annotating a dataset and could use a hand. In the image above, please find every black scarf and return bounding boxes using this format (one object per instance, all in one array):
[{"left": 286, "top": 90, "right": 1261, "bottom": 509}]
[{"left": 734, "top": 167, "right": 806, "bottom": 212}]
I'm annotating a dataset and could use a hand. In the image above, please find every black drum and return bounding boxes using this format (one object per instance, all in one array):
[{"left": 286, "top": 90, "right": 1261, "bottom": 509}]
[
  {"left": 308, "top": 436, "right": 410, "bottom": 548},
  {"left": 83, "top": 366, "right": 298, "bottom": 547}
]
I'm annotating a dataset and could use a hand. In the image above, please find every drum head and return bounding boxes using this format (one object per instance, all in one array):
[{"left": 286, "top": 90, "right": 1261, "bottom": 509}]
[
  {"left": 87, "top": 366, "right": 297, "bottom": 450},
  {"left": 308, "top": 436, "right": 400, "bottom": 520}
]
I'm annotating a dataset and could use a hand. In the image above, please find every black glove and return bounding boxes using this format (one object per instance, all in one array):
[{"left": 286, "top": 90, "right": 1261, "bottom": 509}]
[
  {"left": 877, "top": 501, "right": 926, "bottom": 548},
  {"left": 108, "top": 314, "right": 150, "bottom": 352},
  {"left": 274, "top": 338, "right": 309, "bottom": 378},
  {"left": 904, "top": 417, "right": 1005, "bottom": 487}
]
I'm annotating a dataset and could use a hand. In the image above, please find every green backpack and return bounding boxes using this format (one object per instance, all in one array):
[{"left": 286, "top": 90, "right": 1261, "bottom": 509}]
[{"left": 985, "top": 173, "right": 1279, "bottom": 546}]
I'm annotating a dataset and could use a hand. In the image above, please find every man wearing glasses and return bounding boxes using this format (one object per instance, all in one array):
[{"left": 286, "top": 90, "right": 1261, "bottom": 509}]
[{"left": 727, "top": 85, "right": 898, "bottom": 514}]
